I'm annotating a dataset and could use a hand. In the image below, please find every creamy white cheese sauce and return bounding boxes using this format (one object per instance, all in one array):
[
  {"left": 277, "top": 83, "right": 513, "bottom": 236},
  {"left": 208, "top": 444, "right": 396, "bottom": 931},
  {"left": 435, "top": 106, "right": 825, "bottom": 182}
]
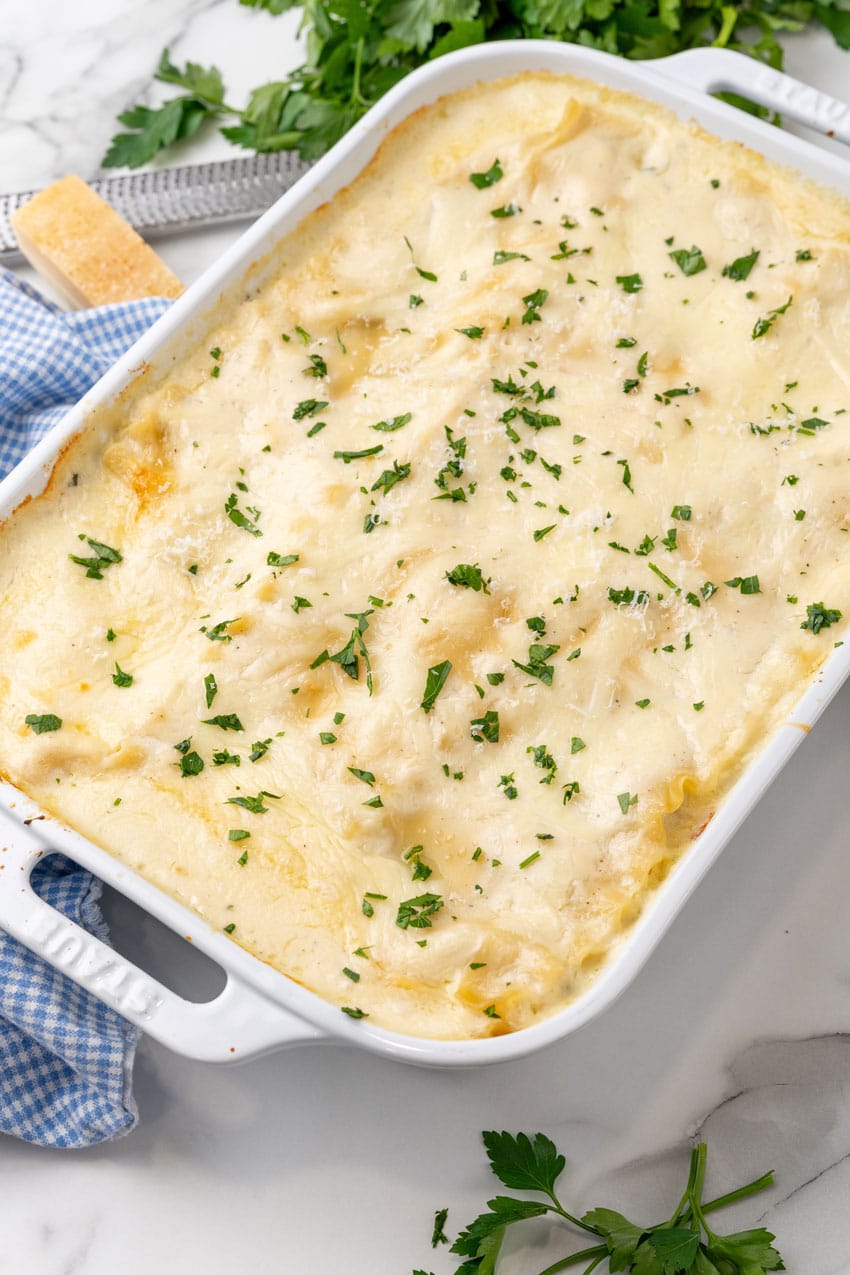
[{"left": 2, "top": 73, "right": 850, "bottom": 1038}]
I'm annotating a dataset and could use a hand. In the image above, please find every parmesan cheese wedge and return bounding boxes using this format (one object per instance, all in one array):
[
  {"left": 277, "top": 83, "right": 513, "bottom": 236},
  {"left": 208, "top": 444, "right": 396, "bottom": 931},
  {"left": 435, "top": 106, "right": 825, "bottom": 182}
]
[{"left": 11, "top": 174, "right": 184, "bottom": 308}]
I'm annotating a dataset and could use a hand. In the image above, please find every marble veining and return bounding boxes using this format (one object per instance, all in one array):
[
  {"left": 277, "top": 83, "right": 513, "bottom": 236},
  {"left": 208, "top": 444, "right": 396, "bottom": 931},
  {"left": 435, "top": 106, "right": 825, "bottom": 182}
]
[{"left": 2, "top": 3, "right": 850, "bottom": 1271}]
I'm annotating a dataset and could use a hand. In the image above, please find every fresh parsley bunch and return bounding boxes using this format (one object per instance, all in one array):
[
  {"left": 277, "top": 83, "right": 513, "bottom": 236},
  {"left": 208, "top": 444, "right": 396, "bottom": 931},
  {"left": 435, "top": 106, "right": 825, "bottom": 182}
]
[
  {"left": 103, "top": 0, "right": 850, "bottom": 168},
  {"left": 425, "top": 1131, "right": 784, "bottom": 1274}
]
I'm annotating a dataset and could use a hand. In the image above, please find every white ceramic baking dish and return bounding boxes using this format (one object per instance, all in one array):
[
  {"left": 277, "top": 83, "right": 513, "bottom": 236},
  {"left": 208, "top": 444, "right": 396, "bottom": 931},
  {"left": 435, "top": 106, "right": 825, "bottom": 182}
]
[{"left": 1, "top": 42, "right": 849, "bottom": 1069}]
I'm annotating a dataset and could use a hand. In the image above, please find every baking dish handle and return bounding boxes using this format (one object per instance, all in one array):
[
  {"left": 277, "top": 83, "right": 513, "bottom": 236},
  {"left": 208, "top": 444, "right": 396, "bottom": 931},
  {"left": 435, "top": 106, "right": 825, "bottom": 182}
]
[
  {"left": 0, "top": 816, "right": 328, "bottom": 1063},
  {"left": 653, "top": 47, "right": 850, "bottom": 145}
]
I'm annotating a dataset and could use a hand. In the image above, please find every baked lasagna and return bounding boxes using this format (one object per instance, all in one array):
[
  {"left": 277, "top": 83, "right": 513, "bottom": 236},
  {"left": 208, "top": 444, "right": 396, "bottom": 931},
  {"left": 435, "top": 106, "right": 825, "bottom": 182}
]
[{"left": 1, "top": 72, "right": 849, "bottom": 1039}]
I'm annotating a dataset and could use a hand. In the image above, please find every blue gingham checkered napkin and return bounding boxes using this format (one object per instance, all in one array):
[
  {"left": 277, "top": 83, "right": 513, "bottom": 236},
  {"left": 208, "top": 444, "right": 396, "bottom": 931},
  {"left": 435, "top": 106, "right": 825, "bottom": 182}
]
[{"left": 0, "top": 268, "right": 171, "bottom": 1148}]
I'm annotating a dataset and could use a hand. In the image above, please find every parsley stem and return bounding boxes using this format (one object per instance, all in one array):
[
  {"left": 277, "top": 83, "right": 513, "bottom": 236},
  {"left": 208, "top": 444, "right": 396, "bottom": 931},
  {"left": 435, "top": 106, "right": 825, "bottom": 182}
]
[
  {"left": 350, "top": 35, "right": 368, "bottom": 107},
  {"left": 536, "top": 1243, "right": 608, "bottom": 1274},
  {"left": 701, "top": 1168, "right": 775, "bottom": 1215},
  {"left": 546, "top": 1198, "right": 601, "bottom": 1236},
  {"left": 687, "top": 1142, "right": 714, "bottom": 1239}
]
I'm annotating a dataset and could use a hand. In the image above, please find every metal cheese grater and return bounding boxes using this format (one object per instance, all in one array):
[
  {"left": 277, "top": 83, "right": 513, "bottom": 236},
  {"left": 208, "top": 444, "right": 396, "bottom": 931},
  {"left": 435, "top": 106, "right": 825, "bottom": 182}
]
[{"left": 0, "top": 150, "right": 314, "bottom": 266}]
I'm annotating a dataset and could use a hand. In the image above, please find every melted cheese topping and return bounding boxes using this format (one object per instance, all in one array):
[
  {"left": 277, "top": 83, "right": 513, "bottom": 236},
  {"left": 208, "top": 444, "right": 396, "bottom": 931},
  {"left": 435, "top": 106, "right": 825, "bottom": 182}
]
[{"left": 2, "top": 73, "right": 850, "bottom": 1040}]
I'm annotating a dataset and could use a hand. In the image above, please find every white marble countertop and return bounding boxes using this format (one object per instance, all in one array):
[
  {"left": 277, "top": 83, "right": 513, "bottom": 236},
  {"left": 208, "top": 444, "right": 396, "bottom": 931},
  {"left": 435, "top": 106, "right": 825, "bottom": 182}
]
[{"left": 4, "top": 5, "right": 850, "bottom": 1272}]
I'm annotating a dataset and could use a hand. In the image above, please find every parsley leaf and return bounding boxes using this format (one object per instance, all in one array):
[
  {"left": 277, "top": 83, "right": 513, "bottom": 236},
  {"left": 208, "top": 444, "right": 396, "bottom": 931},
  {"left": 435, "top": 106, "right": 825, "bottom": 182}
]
[
  {"left": 752, "top": 295, "right": 793, "bottom": 339},
  {"left": 202, "top": 714, "right": 244, "bottom": 731},
  {"left": 370, "top": 459, "right": 412, "bottom": 494},
  {"left": 396, "top": 893, "right": 444, "bottom": 929},
  {"left": 801, "top": 601, "right": 842, "bottom": 633},
  {"left": 470, "top": 710, "right": 500, "bottom": 743},
  {"left": 371, "top": 413, "right": 412, "bottom": 432},
  {"left": 111, "top": 663, "right": 133, "bottom": 688},
  {"left": 469, "top": 158, "right": 503, "bottom": 188},
  {"left": 25, "top": 713, "right": 62, "bottom": 734},
  {"left": 669, "top": 244, "right": 707, "bottom": 275},
  {"left": 421, "top": 660, "right": 452, "bottom": 714},
  {"left": 722, "top": 248, "right": 760, "bottom": 281},
  {"left": 69, "top": 536, "right": 122, "bottom": 580},
  {"left": 446, "top": 563, "right": 491, "bottom": 593}
]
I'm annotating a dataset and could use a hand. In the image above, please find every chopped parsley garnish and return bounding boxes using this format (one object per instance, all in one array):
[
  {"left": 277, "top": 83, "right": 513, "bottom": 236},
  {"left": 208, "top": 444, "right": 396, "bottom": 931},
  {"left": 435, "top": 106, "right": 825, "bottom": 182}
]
[
  {"left": 319, "top": 732, "right": 336, "bottom": 745},
  {"left": 249, "top": 739, "right": 271, "bottom": 761},
  {"left": 203, "top": 618, "right": 237, "bottom": 642},
  {"left": 371, "top": 459, "right": 412, "bottom": 494},
  {"left": 228, "top": 829, "right": 250, "bottom": 842},
  {"left": 179, "top": 751, "right": 204, "bottom": 777},
  {"left": 616, "top": 273, "right": 643, "bottom": 293},
  {"left": 498, "top": 773, "right": 518, "bottom": 800},
  {"left": 223, "top": 923, "right": 236, "bottom": 934},
  {"left": 521, "top": 288, "right": 549, "bottom": 325},
  {"left": 69, "top": 536, "right": 122, "bottom": 580},
  {"left": 445, "top": 563, "right": 491, "bottom": 593},
  {"left": 561, "top": 781, "right": 580, "bottom": 803},
  {"left": 333, "top": 444, "right": 384, "bottom": 463},
  {"left": 226, "top": 791, "right": 280, "bottom": 814},
  {"left": 457, "top": 326, "right": 485, "bottom": 339},
  {"left": 669, "top": 245, "right": 706, "bottom": 276},
  {"left": 469, "top": 158, "right": 503, "bottom": 188},
  {"left": 671, "top": 504, "right": 692, "bottom": 521},
  {"left": 111, "top": 663, "right": 133, "bottom": 687},
  {"left": 409, "top": 294, "right": 424, "bottom": 308},
  {"left": 491, "top": 202, "right": 520, "bottom": 218},
  {"left": 25, "top": 713, "right": 62, "bottom": 734},
  {"left": 533, "top": 524, "right": 557, "bottom": 542},
  {"left": 801, "top": 602, "right": 842, "bottom": 633},
  {"left": 204, "top": 673, "right": 218, "bottom": 708},
  {"left": 752, "top": 295, "right": 793, "bottom": 339},
  {"left": 292, "top": 398, "right": 328, "bottom": 419},
  {"left": 722, "top": 248, "right": 760, "bottom": 281},
  {"left": 725, "top": 575, "right": 761, "bottom": 595},
  {"left": 267, "top": 552, "right": 299, "bottom": 567},
  {"left": 527, "top": 743, "right": 557, "bottom": 784},
  {"left": 421, "top": 660, "right": 452, "bottom": 714},
  {"left": 106, "top": 628, "right": 116, "bottom": 642},
  {"left": 313, "top": 609, "right": 375, "bottom": 692},
  {"left": 371, "top": 413, "right": 412, "bottom": 432},
  {"left": 635, "top": 698, "right": 650, "bottom": 709},
  {"left": 798, "top": 416, "right": 829, "bottom": 434},
  {"left": 304, "top": 352, "right": 327, "bottom": 378},
  {"left": 660, "top": 528, "right": 678, "bottom": 551},
  {"left": 470, "top": 710, "right": 500, "bottom": 743},
  {"left": 570, "top": 737, "right": 586, "bottom": 754},
  {"left": 342, "top": 966, "right": 360, "bottom": 982},
  {"left": 214, "top": 749, "right": 240, "bottom": 766},
  {"left": 493, "top": 250, "right": 530, "bottom": 265},
  {"left": 341, "top": 1006, "right": 368, "bottom": 1019},
  {"left": 486, "top": 672, "right": 505, "bottom": 686},
  {"left": 618, "top": 458, "right": 633, "bottom": 492},
  {"left": 292, "top": 596, "right": 312, "bottom": 613},
  {"left": 224, "top": 492, "right": 262, "bottom": 537},
  {"left": 608, "top": 586, "right": 650, "bottom": 606},
  {"left": 396, "top": 893, "right": 444, "bottom": 929},
  {"left": 348, "top": 766, "right": 376, "bottom": 786},
  {"left": 512, "top": 643, "right": 559, "bottom": 685},
  {"left": 617, "top": 791, "right": 639, "bottom": 814},
  {"left": 202, "top": 713, "right": 244, "bottom": 731}
]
